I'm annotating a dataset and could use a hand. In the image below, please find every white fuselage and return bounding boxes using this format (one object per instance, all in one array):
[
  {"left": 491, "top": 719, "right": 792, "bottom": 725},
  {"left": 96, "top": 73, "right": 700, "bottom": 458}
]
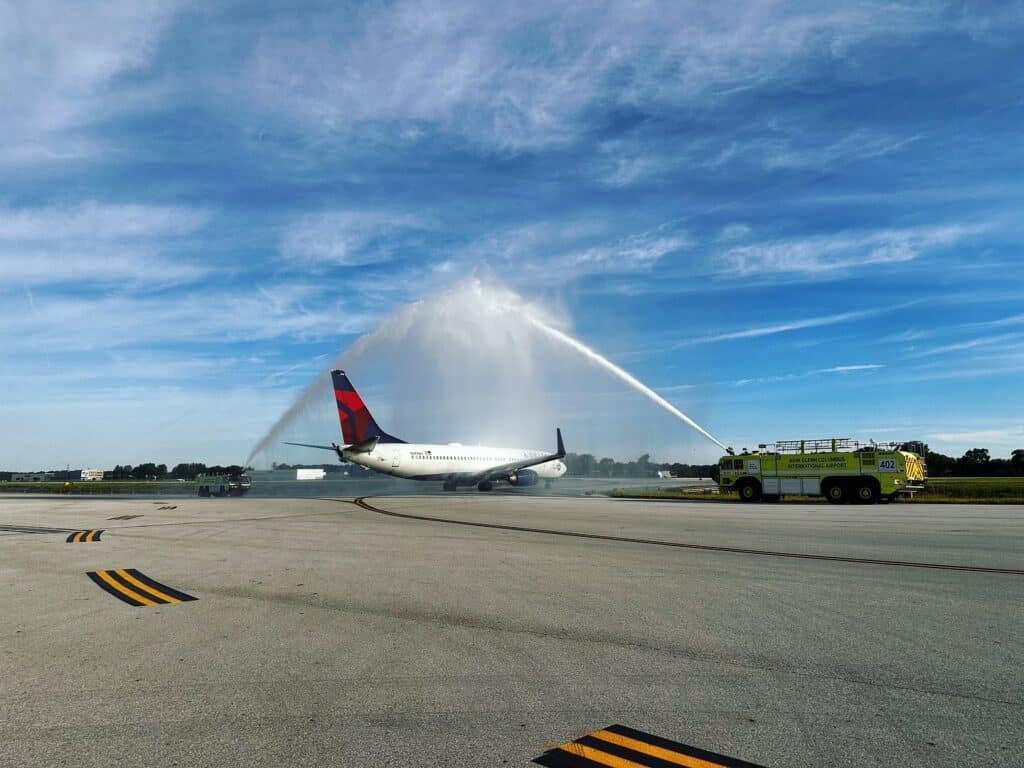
[{"left": 343, "top": 442, "right": 567, "bottom": 483}]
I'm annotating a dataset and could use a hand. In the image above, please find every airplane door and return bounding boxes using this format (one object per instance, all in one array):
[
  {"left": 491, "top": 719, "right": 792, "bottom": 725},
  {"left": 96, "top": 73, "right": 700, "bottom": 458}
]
[{"left": 392, "top": 449, "right": 401, "bottom": 468}]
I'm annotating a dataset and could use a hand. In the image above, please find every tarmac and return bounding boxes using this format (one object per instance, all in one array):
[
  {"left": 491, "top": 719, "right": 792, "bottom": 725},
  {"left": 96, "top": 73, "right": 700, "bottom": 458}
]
[{"left": 1, "top": 492, "right": 1021, "bottom": 767}]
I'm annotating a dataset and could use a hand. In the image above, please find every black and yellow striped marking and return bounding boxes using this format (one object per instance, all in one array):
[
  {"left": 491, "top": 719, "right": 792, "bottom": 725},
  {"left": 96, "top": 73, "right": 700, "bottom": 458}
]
[
  {"left": 534, "top": 725, "right": 767, "bottom": 768},
  {"left": 86, "top": 569, "right": 197, "bottom": 607},
  {"left": 66, "top": 529, "right": 103, "bottom": 543}
]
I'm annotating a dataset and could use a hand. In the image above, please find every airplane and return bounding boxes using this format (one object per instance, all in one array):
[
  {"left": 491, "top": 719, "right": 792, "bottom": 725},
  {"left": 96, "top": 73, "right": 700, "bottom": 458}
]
[{"left": 285, "top": 369, "right": 567, "bottom": 492}]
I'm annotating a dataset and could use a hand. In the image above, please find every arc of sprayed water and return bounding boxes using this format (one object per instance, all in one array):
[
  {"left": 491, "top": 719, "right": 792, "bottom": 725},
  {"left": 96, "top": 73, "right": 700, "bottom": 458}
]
[{"left": 525, "top": 316, "right": 730, "bottom": 452}]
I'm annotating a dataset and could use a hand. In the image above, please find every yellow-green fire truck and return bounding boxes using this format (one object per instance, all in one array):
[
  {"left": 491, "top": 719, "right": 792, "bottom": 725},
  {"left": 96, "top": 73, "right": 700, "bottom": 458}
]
[{"left": 719, "top": 439, "right": 927, "bottom": 504}]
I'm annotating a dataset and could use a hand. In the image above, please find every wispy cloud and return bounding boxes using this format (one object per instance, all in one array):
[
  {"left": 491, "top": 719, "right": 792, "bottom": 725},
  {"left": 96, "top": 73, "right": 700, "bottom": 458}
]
[
  {"left": 0, "top": 2, "right": 183, "bottom": 164},
  {"left": 676, "top": 308, "right": 888, "bottom": 347},
  {"left": 733, "top": 363, "right": 883, "bottom": 387},
  {"left": 720, "top": 225, "right": 979, "bottom": 276},
  {"left": 813, "top": 364, "right": 884, "bottom": 374},
  {"left": 927, "top": 427, "right": 1024, "bottom": 446},
  {"left": 0, "top": 202, "right": 209, "bottom": 240},
  {"left": 0, "top": 202, "right": 213, "bottom": 285},
  {"left": 280, "top": 210, "right": 430, "bottom": 266},
  {"left": 453, "top": 219, "right": 688, "bottom": 284},
  {"left": 908, "top": 332, "right": 1023, "bottom": 358},
  {"left": 0, "top": 282, "right": 374, "bottom": 353},
  {"left": 243, "top": 2, "right": 949, "bottom": 149},
  {"left": 710, "top": 130, "right": 924, "bottom": 172},
  {"left": 260, "top": 353, "right": 329, "bottom": 384}
]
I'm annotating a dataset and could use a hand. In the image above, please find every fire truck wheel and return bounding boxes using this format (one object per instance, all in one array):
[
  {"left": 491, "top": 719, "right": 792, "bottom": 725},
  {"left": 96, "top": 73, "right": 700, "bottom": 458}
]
[
  {"left": 823, "top": 480, "right": 846, "bottom": 504},
  {"left": 856, "top": 480, "right": 880, "bottom": 504},
  {"left": 736, "top": 479, "right": 762, "bottom": 502}
]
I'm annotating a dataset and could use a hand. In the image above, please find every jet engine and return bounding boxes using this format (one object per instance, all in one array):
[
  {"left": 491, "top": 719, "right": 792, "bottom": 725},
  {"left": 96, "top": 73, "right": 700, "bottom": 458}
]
[{"left": 507, "top": 468, "right": 539, "bottom": 486}]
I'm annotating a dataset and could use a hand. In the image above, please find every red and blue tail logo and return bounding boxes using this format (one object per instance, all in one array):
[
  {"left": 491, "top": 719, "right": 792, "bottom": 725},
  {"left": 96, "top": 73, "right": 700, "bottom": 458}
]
[{"left": 331, "top": 370, "right": 405, "bottom": 445}]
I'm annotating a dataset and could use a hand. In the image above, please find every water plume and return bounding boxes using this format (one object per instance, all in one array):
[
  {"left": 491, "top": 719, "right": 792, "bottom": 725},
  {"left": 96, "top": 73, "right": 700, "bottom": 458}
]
[
  {"left": 524, "top": 319, "right": 728, "bottom": 451},
  {"left": 247, "top": 278, "right": 725, "bottom": 467}
]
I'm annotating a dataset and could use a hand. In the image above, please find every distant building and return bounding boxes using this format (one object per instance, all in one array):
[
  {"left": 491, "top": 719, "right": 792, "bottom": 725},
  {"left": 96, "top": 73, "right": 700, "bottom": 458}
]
[
  {"left": 12, "top": 472, "right": 53, "bottom": 482},
  {"left": 81, "top": 469, "right": 105, "bottom": 481},
  {"left": 296, "top": 468, "right": 327, "bottom": 481},
  {"left": 656, "top": 470, "right": 674, "bottom": 479}
]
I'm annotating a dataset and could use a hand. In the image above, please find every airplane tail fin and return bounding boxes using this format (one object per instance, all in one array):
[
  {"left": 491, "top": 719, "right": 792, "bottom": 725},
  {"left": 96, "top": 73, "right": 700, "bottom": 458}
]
[{"left": 331, "top": 369, "right": 405, "bottom": 445}]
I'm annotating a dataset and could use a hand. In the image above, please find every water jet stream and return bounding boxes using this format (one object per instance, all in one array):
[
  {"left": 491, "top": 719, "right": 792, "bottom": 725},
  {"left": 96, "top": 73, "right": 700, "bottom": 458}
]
[{"left": 523, "top": 316, "right": 729, "bottom": 452}]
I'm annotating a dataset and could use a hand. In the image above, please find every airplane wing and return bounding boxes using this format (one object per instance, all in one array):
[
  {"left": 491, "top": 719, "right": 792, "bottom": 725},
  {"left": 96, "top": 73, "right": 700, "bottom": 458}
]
[{"left": 469, "top": 428, "right": 565, "bottom": 483}]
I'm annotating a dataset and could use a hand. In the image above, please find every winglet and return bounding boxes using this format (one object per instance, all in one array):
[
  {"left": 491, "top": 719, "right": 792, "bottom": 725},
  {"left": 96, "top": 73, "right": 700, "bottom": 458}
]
[{"left": 555, "top": 427, "right": 565, "bottom": 458}]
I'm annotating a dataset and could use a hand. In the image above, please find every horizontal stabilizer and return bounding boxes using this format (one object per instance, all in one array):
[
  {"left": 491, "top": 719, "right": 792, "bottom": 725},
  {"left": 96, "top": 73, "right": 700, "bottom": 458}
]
[
  {"left": 283, "top": 435, "right": 377, "bottom": 455},
  {"left": 283, "top": 441, "right": 338, "bottom": 451}
]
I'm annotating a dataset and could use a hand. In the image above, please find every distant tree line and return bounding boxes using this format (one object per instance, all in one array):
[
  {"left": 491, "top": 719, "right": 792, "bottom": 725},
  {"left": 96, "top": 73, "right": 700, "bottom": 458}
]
[
  {"left": 925, "top": 448, "right": 1024, "bottom": 477},
  {"left": 108, "top": 463, "right": 249, "bottom": 480}
]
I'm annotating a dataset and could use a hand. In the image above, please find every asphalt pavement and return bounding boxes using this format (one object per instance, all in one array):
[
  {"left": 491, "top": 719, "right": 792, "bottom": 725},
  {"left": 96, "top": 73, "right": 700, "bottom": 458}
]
[{"left": 1, "top": 494, "right": 1020, "bottom": 767}]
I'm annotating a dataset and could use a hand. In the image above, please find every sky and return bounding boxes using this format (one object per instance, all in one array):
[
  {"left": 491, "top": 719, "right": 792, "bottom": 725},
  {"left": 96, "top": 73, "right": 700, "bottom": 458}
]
[{"left": 2, "top": 0, "right": 1023, "bottom": 470}]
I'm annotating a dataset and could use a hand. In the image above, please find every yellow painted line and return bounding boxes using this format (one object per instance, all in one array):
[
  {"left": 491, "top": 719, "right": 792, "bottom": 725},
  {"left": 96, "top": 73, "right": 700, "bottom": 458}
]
[
  {"left": 84, "top": 530, "right": 96, "bottom": 543},
  {"left": 95, "top": 570, "right": 159, "bottom": 607},
  {"left": 558, "top": 742, "right": 649, "bottom": 768},
  {"left": 591, "top": 729, "right": 727, "bottom": 768},
  {"left": 113, "top": 569, "right": 180, "bottom": 604},
  {"left": 73, "top": 531, "right": 85, "bottom": 543}
]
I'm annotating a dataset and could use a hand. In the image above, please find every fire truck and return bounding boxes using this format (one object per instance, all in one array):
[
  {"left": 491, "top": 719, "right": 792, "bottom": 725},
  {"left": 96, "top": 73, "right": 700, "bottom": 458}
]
[
  {"left": 718, "top": 439, "right": 927, "bottom": 504},
  {"left": 196, "top": 472, "right": 252, "bottom": 497}
]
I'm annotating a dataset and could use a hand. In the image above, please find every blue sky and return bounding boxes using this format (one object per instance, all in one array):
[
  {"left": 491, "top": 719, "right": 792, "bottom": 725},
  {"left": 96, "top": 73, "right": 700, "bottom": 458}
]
[{"left": 2, "top": 1, "right": 1023, "bottom": 469}]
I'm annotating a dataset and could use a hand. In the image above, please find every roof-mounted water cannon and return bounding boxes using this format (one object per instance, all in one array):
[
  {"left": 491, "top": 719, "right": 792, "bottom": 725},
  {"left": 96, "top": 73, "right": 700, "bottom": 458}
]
[{"left": 726, "top": 447, "right": 735, "bottom": 455}]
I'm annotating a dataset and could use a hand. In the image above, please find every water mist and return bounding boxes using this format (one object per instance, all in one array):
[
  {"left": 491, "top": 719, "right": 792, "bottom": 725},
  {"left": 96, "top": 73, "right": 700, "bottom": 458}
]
[{"left": 247, "top": 279, "right": 726, "bottom": 467}]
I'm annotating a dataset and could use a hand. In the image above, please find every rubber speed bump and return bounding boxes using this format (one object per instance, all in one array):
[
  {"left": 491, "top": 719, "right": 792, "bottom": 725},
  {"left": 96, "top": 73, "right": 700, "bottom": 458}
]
[
  {"left": 66, "top": 529, "right": 103, "bottom": 543},
  {"left": 86, "top": 569, "right": 197, "bottom": 607},
  {"left": 534, "top": 724, "right": 767, "bottom": 768}
]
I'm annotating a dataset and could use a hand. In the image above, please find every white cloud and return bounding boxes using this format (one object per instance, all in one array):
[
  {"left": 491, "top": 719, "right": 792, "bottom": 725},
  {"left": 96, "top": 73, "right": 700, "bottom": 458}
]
[
  {"left": 676, "top": 307, "right": 887, "bottom": 347},
  {"left": 0, "top": 202, "right": 213, "bottom": 285},
  {"left": 909, "top": 332, "right": 1023, "bottom": 358},
  {"left": 453, "top": 219, "right": 686, "bottom": 284},
  {"left": 280, "top": 210, "right": 429, "bottom": 266},
  {"left": 0, "top": 1, "right": 184, "bottom": 164},
  {"left": 732, "top": 362, "right": 883, "bottom": 387},
  {"left": 718, "top": 223, "right": 752, "bottom": 241},
  {"left": 721, "top": 225, "right": 978, "bottom": 276},
  {"left": 712, "top": 130, "right": 924, "bottom": 172},
  {"left": 0, "top": 202, "right": 209, "bottom": 240},
  {"left": 241, "top": 1, "right": 948, "bottom": 149},
  {"left": 0, "top": 281, "right": 374, "bottom": 353},
  {"left": 813, "top": 364, "right": 884, "bottom": 373},
  {"left": 927, "top": 427, "right": 1024, "bottom": 446}
]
